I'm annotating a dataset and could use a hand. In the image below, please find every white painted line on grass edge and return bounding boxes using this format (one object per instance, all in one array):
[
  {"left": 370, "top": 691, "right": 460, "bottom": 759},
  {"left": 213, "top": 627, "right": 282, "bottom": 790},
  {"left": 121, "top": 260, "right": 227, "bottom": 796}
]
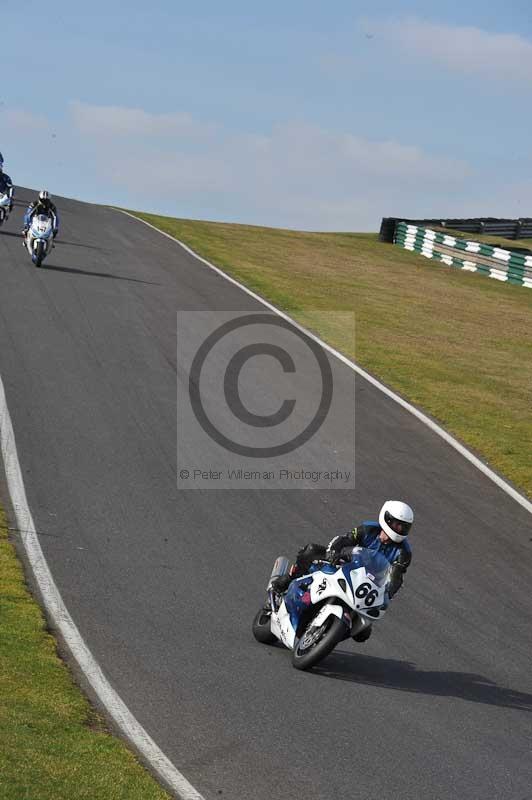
[
  {"left": 0, "top": 375, "right": 205, "bottom": 800},
  {"left": 116, "top": 208, "right": 532, "bottom": 516}
]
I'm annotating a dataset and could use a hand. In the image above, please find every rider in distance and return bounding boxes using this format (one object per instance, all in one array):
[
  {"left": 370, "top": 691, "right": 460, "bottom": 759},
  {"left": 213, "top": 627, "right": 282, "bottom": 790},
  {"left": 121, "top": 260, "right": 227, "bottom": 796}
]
[{"left": 0, "top": 153, "right": 14, "bottom": 214}]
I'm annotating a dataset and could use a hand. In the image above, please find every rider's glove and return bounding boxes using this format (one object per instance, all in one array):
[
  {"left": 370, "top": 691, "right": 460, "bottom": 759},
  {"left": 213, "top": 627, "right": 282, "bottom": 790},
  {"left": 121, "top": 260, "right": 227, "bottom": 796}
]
[
  {"left": 295, "top": 543, "right": 327, "bottom": 573},
  {"left": 329, "top": 546, "right": 354, "bottom": 565},
  {"left": 325, "top": 544, "right": 341, "bottom": 562}
]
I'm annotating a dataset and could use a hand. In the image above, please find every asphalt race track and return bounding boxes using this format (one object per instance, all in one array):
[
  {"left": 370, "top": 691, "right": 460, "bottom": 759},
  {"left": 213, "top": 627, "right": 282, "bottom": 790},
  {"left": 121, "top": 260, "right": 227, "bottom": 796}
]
[{"left": 1, "top": 189, "right": 531, "bottom": 800}]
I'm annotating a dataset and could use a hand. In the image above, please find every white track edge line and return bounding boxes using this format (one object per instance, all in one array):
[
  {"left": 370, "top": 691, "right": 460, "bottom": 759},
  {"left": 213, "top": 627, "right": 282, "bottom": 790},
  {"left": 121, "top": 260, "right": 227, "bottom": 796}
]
[
  {"left": 0, "top": 376, "right": 205, "bottom": 800},
  {"left": 116, "top": 207, "right": 532, "bottom": 516}
]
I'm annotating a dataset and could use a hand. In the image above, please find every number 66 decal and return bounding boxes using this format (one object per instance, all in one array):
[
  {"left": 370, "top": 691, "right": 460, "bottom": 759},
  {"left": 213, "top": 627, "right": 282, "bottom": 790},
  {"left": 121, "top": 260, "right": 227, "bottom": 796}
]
[{"left": 354, "top": 580, "right": 378, "bottom": 606}]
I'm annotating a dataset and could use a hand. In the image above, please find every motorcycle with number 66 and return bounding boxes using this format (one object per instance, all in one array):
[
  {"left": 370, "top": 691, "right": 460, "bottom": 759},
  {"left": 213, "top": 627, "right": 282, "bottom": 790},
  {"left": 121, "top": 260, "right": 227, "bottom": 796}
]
[{"left": 252, "top": 547, "right": 391, "bottom": 670}]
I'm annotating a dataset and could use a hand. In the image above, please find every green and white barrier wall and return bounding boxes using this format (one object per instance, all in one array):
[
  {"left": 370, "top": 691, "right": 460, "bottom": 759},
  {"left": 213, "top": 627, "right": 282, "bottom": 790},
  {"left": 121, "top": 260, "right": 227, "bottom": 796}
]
[{"left": 394, "top": 222, "right": 532, "bottom": 289}]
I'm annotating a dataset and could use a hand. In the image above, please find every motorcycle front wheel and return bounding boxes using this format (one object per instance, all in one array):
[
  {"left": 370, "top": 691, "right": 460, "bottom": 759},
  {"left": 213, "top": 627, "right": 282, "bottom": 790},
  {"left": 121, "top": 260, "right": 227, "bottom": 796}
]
[
  {"left": 33, "top": 241, "right": 45, "bottom": 268},
  {"left": 292, "top": 616, "right": 347, "bottom": 671}
]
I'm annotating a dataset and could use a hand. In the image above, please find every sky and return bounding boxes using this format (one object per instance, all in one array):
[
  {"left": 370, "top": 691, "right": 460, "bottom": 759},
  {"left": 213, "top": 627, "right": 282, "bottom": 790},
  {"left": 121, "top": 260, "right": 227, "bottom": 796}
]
[{"left": 2, "top": 0, "right": 532, "bottom": 230}]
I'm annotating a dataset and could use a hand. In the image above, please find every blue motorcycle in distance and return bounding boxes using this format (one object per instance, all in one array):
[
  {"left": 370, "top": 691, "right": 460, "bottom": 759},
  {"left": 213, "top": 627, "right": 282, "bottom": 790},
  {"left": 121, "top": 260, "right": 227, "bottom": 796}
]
[
  {"left": 0, "top": 190, "right": 12, "bottom": 227},
  {"left": 253, "top": 547, "right": 392, "bottom": 670}
]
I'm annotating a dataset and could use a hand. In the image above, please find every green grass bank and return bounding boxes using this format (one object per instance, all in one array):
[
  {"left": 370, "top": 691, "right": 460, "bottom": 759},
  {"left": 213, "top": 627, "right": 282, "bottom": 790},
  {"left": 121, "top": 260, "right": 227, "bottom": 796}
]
[
  {"left": 131, "top": 212, "right": 532, "bottom": 498},
  {"left": 0, "top": 505, "right": 171, "bottom": 800}
]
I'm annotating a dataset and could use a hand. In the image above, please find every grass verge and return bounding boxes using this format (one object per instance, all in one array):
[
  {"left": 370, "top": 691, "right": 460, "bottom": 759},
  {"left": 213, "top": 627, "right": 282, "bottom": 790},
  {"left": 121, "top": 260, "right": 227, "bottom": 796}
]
[
  {"left": 131, "top": 211, "right": 531, "bottom": 498},
  {"left": 0, "top": 504, "right": 171, "bottom": 800}
]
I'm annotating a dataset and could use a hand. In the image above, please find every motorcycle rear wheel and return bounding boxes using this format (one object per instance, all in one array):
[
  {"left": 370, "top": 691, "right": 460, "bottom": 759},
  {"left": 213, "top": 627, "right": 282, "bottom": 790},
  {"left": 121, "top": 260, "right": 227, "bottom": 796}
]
[
  {"left": 292, "top": 616, "right": 346, "bottom": 671},
  {"left": 252, "top": 607, "right": 277, "bottom": 645}
]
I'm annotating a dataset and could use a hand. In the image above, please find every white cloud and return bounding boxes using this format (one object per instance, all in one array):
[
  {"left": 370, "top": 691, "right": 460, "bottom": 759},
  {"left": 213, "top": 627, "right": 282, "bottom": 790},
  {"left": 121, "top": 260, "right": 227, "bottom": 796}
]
[
  {"left": 70, "top": 101, "right": 215, "bottom": 140},
  {"left": 69, "top": 102, "right": 470, "bottom": 229},
  {"left": 384, "top": 19, "right": 532, "bottom": 83}
]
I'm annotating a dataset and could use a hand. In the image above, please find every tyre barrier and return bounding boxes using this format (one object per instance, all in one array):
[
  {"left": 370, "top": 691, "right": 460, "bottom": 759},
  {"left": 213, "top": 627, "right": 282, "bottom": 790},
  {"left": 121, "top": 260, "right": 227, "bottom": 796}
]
[{"left": 394, "top": 222, "right": 532, "bottom": 289}]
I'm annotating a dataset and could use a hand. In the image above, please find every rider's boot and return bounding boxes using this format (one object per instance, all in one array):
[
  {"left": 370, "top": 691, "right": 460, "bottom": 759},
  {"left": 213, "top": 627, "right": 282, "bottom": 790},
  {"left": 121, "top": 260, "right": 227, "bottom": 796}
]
[{"left": 353, "top": 625, "right": 372, "bottom": 643}]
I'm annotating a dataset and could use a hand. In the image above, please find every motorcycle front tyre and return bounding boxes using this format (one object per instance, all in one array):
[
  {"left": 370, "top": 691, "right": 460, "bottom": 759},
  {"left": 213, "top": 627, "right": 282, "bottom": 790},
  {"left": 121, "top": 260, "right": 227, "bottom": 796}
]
[
  {"left": 33, "top": 241, "right": 45, "bottom": 268},
  {"left": 292, "top": 615, "right": 347, "bottom": 671}
]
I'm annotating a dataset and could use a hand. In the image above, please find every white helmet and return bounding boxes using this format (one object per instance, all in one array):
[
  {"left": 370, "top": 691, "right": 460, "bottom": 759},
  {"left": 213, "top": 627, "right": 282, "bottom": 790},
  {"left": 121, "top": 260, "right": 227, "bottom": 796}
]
[
  {"left": 39, "top": 190, "right": 51, "bottom": 202},
  {"left": 379, "top": 500, "right": 414, "bottom": 543}
]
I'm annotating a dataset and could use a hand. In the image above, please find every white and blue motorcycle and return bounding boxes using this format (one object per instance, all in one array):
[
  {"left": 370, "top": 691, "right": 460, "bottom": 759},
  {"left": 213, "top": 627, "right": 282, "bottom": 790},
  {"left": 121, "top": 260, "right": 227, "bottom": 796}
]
[
  {"left": 0, "top": 191, "right": 12, "bottom": 226},
  {"left": 253, "top": 548, "right": 391, "bottom": 670},
  {"left": 25, "top": 213, "right": 54, "bottom": 267}
]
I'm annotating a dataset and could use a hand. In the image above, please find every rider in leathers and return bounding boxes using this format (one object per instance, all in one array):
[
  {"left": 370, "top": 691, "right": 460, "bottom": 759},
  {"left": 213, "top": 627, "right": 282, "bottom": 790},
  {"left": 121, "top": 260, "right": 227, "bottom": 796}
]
[
  {"left": 271, "top": 500, "right": 414, "bottom": 642},
  {"left": 0, "top": 154, "right": 14, "bottom": 214},
  {"left": 23, "top": 191, "right": 59, "bottom": 239}
]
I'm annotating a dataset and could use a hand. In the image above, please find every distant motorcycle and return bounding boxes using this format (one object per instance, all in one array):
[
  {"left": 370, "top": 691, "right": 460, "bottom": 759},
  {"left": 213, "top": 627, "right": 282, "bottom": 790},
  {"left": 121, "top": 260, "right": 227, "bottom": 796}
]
[
  {"left": 0, "top": 192, "right": 12, "bottom": 226},
  {"left": 24, "top": 213, "right": 54, "bottom": 267},
  {"left": 252, "top": 547, "right": 391, "bottom": 670}
]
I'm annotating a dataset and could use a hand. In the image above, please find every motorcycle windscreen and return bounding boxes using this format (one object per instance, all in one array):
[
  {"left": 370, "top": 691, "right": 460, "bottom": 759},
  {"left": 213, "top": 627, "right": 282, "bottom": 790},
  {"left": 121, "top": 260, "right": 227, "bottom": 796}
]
[
  {"left": 34, "top": 214, "right": 52, "bottom": 232},
  {"left": 343, "top": 547, "right": 391, "bottom": 587}
]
